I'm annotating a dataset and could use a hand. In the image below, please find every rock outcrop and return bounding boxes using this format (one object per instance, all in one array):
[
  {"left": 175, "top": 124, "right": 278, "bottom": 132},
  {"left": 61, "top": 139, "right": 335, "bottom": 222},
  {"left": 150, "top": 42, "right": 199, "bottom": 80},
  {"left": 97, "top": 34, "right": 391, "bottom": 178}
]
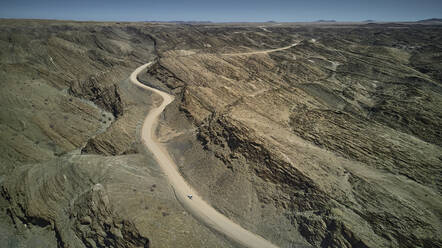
[
  {"left": 70, "top": 184, "right": 149, "bottom": 248},
  {"left": 1, "top": 157, "right": 149, "bottom": 248},
  {"left": 69, "top": 73, "right": 124, "bottom": 118}
]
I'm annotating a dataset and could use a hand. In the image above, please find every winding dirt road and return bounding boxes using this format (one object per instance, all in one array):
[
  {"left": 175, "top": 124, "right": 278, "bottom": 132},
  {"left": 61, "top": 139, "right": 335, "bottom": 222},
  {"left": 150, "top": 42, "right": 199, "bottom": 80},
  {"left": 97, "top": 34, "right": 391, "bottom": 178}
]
[
  {"left": 223, "top": 42, "right": 299, "bottom": 56},
  {"left": 131, "top": 44, "right": 298, "bottom": 248}
]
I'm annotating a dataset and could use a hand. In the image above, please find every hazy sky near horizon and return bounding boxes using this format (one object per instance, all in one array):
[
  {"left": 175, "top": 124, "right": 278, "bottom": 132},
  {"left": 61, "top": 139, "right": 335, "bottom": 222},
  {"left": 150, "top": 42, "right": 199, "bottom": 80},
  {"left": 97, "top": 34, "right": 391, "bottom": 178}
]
[{"left": 1, "top": 0, "right": 441, "bottom": 22}]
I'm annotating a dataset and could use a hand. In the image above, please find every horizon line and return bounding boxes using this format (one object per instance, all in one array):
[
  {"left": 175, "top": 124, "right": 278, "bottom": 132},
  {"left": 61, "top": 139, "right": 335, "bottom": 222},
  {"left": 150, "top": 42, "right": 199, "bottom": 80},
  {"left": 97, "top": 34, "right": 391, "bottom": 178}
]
[{"left": 1, "top": 17, "right": 441, "bottom": 24}]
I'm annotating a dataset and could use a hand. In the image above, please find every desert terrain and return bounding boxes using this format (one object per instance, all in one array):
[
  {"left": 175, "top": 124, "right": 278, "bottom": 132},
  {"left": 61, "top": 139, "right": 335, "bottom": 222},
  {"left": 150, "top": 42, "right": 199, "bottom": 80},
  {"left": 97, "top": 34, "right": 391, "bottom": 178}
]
[{"left": 0, "top": 19, "right": 441, "bottom": 248}]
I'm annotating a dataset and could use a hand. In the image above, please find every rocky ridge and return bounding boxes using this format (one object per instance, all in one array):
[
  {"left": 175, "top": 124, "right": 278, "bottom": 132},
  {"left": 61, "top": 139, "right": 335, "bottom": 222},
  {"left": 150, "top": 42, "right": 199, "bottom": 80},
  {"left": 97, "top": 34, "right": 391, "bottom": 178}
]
[
  {"left": 0, "top": 20, "right": 237, "bottom": 248},
  {"left": 145, "top": 23, "right": 442, "bottom": 247}
]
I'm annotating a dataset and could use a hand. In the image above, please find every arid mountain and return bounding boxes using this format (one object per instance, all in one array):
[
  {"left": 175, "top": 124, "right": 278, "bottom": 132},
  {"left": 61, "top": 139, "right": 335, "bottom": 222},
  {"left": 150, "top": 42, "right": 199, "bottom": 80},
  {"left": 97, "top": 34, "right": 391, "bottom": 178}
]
[
  {"left": 0, "top": 20, "right": 235, "bottom": 248},
  {"left": 1, "top": 19, "right": 441, "bottom": 248},
  {"left": 417, "top": 18, "right": 442, "bottom": 24}
]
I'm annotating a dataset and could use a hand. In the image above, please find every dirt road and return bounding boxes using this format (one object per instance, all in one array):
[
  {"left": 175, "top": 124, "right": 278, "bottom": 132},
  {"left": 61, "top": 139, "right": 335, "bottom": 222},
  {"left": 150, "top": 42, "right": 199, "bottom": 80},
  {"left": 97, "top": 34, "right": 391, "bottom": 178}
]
[
  {"left": 131, "top": 62, "right": 280, "bottom": 248},
  {"left": 222, "top": 42, "right": 299, "bottom": 56}
]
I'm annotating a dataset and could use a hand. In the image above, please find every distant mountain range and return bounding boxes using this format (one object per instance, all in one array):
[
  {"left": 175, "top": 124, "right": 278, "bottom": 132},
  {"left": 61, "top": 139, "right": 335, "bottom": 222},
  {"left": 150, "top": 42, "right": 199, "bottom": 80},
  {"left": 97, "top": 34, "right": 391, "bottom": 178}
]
[
  {"left": 316, "top": 20, "right": 337, "bottom": 22},
  {"left": 417, "top": 18, "right": 442, "bottom": 23},
  {"left": 143, "top": 18, "right": 442, "bottom": 24},
  {"left": 146, "top": 20, "right": 213, "bottom": 24}
]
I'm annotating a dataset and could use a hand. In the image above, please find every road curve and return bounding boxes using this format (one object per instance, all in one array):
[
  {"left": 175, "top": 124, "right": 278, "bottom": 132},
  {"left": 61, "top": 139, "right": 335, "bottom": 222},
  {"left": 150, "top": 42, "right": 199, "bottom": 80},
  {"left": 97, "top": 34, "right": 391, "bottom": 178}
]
[
  {"left": 131, "top": 62, "right": 279, "bottom": 248},
  {"left": 131, "top": 42, "right": 300, "bottom": 248}
]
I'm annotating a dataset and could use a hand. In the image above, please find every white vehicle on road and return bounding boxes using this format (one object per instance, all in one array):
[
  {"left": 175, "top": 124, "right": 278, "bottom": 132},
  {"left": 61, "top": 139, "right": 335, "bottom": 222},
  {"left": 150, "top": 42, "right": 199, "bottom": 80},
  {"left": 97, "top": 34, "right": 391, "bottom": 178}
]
[{"left": 187, "top": 194, "right": 193, "bottom": 200}]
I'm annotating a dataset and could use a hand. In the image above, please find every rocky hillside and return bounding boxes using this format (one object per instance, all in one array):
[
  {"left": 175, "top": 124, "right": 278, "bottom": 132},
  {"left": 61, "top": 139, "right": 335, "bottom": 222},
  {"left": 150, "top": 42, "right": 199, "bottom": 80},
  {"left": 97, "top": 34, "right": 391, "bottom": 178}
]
[
  {"left": 0, "top": 20, "right": 235, "bottom": 248},
  {"left": 144, "top": 23, "right": 442, "bottom": 247}
]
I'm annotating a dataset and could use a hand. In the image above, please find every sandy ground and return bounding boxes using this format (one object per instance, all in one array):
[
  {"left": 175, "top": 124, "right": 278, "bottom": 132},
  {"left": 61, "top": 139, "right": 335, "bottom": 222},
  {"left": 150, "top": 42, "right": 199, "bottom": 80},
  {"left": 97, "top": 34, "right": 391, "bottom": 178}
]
[{"left": 131, "top": 62, "right": 280, "bottom": 248}]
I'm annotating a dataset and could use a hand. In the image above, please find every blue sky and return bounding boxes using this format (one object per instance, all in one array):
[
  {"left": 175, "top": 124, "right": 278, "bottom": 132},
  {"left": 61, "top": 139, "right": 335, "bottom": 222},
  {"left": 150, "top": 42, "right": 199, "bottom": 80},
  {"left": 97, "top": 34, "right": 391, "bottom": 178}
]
[{"left": 1, "top": 0, "right": 441, "bottom": 22}]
